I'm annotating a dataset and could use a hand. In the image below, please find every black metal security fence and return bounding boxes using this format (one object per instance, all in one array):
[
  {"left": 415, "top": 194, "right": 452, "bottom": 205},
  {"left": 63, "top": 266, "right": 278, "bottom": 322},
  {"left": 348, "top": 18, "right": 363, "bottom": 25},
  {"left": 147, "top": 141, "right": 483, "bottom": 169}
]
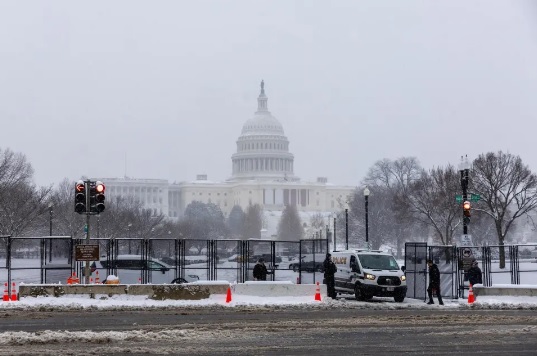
[
  {"left": 405, "top": 242, "right": 537, "bottom": 300},
  {"left": 0, "top": 236, "right": 328, "bottom": 290}
]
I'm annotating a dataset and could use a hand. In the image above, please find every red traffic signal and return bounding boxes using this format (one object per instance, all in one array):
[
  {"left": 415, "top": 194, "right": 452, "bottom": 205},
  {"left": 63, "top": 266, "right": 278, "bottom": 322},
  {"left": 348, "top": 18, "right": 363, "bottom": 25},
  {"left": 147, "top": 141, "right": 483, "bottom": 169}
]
[
  {"left": 463, "top": 201, "right": 471, "bottom": 217},
  {"left": 96, "top": 181, "right": 105, "bottom": 194},
  {"left": 91, "top": 181, "right": 106, "bottom": 213}
]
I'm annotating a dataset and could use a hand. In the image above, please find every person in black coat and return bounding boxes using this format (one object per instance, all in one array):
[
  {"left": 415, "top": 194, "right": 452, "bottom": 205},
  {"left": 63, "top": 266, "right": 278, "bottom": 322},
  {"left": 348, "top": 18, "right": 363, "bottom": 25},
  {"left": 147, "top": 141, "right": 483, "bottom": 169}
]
[
  {"left": 253, "top": 258, "right": 272, "bottom": 281},
  {"left": 427, "top": 259, "right": 444, "bottom": 305},
  {"left": 323, "top": 253, "right": 337, "bottom": 299},
  {"left": 467, "top": 260, "right": 483, "bottom": 286}
]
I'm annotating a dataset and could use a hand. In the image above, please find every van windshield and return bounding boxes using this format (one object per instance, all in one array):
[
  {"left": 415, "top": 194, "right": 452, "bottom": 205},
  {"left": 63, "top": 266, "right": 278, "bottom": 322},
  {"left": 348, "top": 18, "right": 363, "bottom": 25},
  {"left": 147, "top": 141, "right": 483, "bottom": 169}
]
[{"left": 358, "top": 254, "right": 399, "bottom": 270}]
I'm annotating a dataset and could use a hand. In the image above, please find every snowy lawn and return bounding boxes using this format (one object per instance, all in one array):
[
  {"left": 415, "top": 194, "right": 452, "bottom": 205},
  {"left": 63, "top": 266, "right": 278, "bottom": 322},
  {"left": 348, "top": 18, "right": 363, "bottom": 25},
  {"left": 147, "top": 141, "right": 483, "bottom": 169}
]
[{"left": 1, "top": 293, "right": 536, "bottom": 311}]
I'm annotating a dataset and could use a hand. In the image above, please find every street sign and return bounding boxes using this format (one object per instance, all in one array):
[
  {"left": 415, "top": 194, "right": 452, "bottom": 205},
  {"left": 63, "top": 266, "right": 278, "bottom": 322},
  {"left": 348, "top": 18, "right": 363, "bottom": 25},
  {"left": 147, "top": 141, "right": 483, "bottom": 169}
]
[
  {"left": 75, "top": 244, "right": 99, "bottom": 261},
  {"left": 461, "top": 247, "right": 474, "bottom": 272},
  {"left": 456, "top": 194, "right": 480, "bottom": 203},
  {"left": 455, "top": 234, "right": 473, "bottom": 246}
]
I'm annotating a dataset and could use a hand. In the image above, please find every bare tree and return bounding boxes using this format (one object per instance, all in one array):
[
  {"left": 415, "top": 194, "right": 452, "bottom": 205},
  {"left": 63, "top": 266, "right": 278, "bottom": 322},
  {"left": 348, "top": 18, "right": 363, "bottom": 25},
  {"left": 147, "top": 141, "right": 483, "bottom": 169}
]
[
  {"left": 309, "top": 212, "right": 325, "bottom": 237},
  {"left": 472, "top": 151, "right": 537, "bottom": 268},
  {"left": 348, "top": 187, "right": 397, "bottom": 250},
  {"left": 363, "top": 157, "right": 421, "bottom": 192},
  {"left": 361, "top": 157, "right": 422, "bottom": 256},
  {"left": 0, "top": 148, "right": 51, "bottom": 237},
  {"left": 398, "top": 165, "right": 461, "bottom": 246}
]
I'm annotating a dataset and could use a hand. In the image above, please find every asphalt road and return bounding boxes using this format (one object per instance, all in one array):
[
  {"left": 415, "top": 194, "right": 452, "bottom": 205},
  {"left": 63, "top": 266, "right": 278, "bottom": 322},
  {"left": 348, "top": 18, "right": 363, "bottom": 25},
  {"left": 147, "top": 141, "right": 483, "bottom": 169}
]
[{"left": 1, "top": 307, "right": 537, "bottom": 355}]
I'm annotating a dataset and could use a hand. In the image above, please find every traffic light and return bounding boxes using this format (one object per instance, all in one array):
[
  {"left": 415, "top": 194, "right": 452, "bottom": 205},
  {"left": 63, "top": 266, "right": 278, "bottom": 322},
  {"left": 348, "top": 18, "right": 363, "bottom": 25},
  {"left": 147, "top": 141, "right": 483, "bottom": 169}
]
[
  {"left": 90, "top": 180, "right": 106, "bottom": 213},
  {"left": 74, "top": 180, "right": 87, "bottom": 214},
  {"left": 463, "top": 200, "right": 471, "bottom": 224}
]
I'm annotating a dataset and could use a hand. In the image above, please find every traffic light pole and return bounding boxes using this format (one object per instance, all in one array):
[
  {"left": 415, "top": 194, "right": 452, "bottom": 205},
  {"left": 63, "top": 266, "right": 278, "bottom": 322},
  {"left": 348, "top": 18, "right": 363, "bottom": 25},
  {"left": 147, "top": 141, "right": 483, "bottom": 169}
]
[
  {"left": 460, "top": 168, "right": 469, "bottom": 235},
  {"left": 84, "top": 180, "right": 91, "bottom": 284}
]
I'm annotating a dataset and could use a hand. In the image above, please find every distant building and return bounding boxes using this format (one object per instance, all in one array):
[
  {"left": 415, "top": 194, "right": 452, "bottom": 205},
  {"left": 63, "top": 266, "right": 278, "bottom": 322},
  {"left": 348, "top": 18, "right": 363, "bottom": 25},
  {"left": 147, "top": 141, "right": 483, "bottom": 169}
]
[{"left": 96, "top": 82, "right": 355, "bottom": 233}]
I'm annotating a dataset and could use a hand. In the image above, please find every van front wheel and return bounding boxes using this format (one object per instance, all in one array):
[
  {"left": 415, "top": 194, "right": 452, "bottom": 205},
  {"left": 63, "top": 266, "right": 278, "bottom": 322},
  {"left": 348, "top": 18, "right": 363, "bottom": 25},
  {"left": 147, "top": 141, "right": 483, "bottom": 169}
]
[
  {"left": 354, "top": 284, "right": 368, "bottom": 301},
  {"left": 394, "top": 293, "right": 405, "bottom": 303}
]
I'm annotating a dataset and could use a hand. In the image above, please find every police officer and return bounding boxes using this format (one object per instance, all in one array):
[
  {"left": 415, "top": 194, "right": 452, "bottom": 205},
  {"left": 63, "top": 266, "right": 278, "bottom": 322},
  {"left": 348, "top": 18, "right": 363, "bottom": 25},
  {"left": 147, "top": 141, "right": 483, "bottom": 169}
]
[{"left": 323, "top": 253, "right": 337, "bottom": 299}]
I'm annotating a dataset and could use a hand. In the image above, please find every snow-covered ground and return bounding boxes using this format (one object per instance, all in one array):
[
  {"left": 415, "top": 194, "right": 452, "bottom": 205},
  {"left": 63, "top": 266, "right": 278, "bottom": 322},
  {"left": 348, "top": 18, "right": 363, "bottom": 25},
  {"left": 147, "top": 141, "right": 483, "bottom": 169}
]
[{"left": 1, "top": 291, "right": 537, "bottom": 311}]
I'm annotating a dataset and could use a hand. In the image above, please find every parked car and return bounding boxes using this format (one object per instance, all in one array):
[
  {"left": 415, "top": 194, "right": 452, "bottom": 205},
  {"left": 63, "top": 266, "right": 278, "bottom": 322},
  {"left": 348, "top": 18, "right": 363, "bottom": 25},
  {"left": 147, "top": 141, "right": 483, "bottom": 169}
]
[
  {"left": 291, "top": 254, "right": 325, "bottom": 272},
  {"left": 90, "top": 255, "right": 199, "bottom": 284}
]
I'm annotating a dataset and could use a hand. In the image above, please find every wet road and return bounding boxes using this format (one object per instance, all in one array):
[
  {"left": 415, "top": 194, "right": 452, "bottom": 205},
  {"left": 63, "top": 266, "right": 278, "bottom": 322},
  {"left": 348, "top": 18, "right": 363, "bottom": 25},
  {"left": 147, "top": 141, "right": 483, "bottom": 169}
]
[{"left": 1, "top": 307, "right": 537, "bottom": 355}]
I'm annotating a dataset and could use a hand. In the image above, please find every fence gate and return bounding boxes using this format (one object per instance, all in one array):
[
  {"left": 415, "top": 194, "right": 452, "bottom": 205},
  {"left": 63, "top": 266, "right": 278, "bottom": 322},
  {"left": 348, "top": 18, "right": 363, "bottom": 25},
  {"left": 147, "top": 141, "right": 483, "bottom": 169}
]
[
  {"left": 430, "top": 245, "right": 458, "bottom": 299},
  {"left": 405, "top": 242, "right": 428, "bottom": 301}
]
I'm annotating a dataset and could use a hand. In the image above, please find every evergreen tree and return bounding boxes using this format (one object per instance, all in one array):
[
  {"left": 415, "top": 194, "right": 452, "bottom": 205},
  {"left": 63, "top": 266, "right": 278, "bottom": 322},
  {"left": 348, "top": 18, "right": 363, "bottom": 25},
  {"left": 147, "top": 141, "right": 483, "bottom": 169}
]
[
  {"left": 242, "top": 204, "right": 262, "bottom": 239},
  {"left": 227, "top": 205, "right": 245, "bottom": 238},
  {"left": 277, "top": 204, "right": 303, "bottom": 241}
]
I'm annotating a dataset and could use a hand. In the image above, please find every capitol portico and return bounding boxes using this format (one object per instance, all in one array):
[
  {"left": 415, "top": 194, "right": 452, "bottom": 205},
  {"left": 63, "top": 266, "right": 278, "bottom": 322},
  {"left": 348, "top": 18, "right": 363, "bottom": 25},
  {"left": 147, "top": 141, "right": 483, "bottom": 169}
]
[{"left": 96, "top": 82, "right": 355, "bottom": 230}]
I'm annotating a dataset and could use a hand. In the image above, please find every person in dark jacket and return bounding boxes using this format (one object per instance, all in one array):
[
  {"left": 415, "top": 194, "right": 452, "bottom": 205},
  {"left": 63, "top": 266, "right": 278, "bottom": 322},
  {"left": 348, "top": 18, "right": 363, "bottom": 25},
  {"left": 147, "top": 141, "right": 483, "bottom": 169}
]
[
  {"left": 427, "top": 259, "right": 444, "bottom": 305},
  {"left": 323, "top": 253, "right": 337, "bottom": 299},
  {"left": 467, "top": 260, "right": 483, "bottom": 287},
  {"left": 253, "top": 258, "right": 272, "bottom": 281}
]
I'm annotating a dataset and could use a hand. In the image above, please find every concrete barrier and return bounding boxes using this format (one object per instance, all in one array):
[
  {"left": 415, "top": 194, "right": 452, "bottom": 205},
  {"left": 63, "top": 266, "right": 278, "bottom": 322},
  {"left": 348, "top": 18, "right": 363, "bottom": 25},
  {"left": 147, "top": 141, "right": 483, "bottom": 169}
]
[
  {"left": 232, "top": 281, "right": 327, "bottom": 298},
  {"left": 18, "top": 281, "right": 326, "bottom": 300},
  {"left": 19, "top": 283, "right": 230, "bottom": 300},
  {"left": 474, "top": 285, "right": 537, "bottom": 297}
]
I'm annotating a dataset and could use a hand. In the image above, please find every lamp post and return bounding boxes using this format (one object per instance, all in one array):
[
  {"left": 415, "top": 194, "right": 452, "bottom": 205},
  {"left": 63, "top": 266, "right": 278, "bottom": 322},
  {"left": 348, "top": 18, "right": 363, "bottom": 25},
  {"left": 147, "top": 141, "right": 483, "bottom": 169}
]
[
  {"left": 333, "top": 215, "right": 337, "bottom": 252},
  {"left": 345, "top": 202, "right": 349, "bottom": 250},
  {"left": 364, "top": 187, "right": 370, "bottom": 247},
  {"left": 128, "top": 223, "right": 132, "bottom": 254},
  {"left": 48, "top": 203, "right": 53, "bottom": 262}
]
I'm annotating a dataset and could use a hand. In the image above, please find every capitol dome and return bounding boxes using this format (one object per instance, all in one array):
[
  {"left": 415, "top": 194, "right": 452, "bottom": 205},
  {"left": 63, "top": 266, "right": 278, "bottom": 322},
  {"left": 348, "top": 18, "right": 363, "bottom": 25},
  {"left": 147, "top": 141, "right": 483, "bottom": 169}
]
[{"left": 230, "top": 81, "right": 296, "bottom": 181}]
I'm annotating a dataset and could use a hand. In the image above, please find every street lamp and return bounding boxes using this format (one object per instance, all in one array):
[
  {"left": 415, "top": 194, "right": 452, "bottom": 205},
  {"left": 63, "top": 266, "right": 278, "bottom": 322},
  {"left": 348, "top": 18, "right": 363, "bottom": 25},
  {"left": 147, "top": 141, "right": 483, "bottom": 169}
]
[
  {"left": 364, "top": 187, "right": 370, "bottom": 247},
  {"left": 128, "top": 223, "right": 132, "bottom": 254},
  {"left": 333, "top": 214, "right": 337, "bottom": 252},
  {"left": 48, "top": 203, "right": 53, "bottom": 262},
  {"left": 345, "top": 202, "right": 349, "bottom": 250}
]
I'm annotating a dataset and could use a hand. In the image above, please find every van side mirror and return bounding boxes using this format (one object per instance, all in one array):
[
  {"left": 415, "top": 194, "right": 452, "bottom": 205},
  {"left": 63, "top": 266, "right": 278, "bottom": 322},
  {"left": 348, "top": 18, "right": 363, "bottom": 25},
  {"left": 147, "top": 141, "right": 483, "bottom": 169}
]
[
  {"left": 350, "top": 262, "right": 359, "bottom": 273},
  {"left": 401, "top": 265, "right": 406, "bottom": 273}
]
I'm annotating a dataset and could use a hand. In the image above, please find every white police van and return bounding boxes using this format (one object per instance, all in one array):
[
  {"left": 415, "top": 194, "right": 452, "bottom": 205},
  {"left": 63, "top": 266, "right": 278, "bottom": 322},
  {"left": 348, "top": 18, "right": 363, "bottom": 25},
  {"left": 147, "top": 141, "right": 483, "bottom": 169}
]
[{"left": 332, "top": 249, "right": 407, "bottom": 302}]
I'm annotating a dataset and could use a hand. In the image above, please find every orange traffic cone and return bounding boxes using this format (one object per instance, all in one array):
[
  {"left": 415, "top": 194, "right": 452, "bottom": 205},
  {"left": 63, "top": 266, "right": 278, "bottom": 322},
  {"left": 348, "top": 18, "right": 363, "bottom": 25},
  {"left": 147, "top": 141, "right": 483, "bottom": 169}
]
[
  {"left": 225, "top": 287, "right": 232, "bottom": 303},
  {"left": 314, "top": 281, "right": 321, "bottom": 301},
  {"left": 95, "top": 271, "right": 100, "bottom": 284},
  {"left": 10, "top": 282, "right": 17, "bottom": 301},
  {"left": 468, "top": 284, "right": 475, "bottom": 304},
  {"left": 3, "top": 283, "right": 9, "bottom": 302},
  {"left": 71, "top": 272, "right": 80, "bottom": 284}
]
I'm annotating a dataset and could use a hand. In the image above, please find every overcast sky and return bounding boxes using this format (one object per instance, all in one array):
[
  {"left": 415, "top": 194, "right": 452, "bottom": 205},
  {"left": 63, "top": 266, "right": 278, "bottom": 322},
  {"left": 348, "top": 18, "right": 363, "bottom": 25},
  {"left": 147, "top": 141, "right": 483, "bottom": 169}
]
[{"left": 1, "top": 1, "right": 536, "bottom": 188}]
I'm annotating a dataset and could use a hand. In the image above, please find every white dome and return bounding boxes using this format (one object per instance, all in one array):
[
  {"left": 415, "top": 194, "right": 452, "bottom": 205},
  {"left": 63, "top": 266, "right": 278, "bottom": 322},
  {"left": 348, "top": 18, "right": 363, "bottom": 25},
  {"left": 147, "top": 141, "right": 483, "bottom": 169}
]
[
  {"left": 229, "top": 81, "right": 297, "bottom": 182},
  {"left": 241, "top": 112, "right": 284, "bottom": 136}
]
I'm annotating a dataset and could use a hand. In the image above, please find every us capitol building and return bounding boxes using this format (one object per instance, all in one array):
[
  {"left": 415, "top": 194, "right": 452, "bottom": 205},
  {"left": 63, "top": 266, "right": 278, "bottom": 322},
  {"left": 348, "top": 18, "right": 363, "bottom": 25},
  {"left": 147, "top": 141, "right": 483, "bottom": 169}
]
[{"left": 96, "top": 81, "right": 354, "bottom": 233}]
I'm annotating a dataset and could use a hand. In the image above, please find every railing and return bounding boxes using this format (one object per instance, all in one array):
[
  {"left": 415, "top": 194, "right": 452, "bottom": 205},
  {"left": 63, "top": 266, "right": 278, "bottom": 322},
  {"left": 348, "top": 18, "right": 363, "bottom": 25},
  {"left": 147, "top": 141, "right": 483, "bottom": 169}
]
[
  {"left": 0, "top": 236, "right": 328, "bottom": 292},
  {"left": 405, "top": 242, "right": 537, "bottom": 300}
]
